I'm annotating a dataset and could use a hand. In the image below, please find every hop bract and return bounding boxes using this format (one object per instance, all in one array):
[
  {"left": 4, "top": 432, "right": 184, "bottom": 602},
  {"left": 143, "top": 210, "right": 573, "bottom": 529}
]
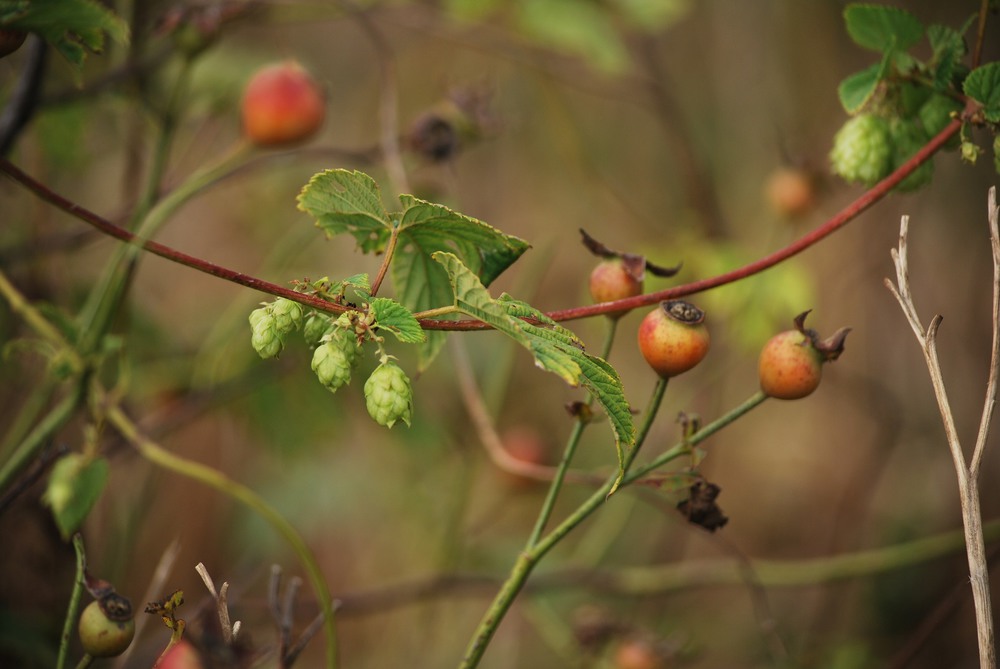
[
  {"left": 249, "top": 306, "right": 282, "bottom": 359},
  {"left": 311, "top": 335, "right": 358, "bottom": 393},
  {"left": 271, "top": 298, "right": 303, "bottom": 335},
  {"left": 830, "top": 113, "right": 892, "bottom": 186},
  {"left": 364, "top": 361, "right": 413, "bottom": 428}
]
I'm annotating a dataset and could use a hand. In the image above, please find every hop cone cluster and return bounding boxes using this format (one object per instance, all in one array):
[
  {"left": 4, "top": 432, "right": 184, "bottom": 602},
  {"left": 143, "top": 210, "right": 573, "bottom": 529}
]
[
  {"left": 364, "top": 361, "right": 413, "bottom": 428},
  {"left": 249, "top": 298, "right": 303, "bottom": 359}
]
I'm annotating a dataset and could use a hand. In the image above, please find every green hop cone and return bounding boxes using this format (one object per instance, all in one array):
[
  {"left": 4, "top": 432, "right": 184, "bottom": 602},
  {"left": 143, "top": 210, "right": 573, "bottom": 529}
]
[
  {"left": 889, "top": 119, "right": 933, "bottom": 193},
  {"left": 271, "top": 298, "right": 304, "bottom": 335},
  {"left": 830, "top": 114, "right": 893, "bottom": 187},
  {"left": 918, "top": 94, "right": 962, "bottom": 149},
  {"left": 303, "top": 311, "right": 333, "bottom": 348},
  {"left": 364, "top": 361, "right": 413, "bottom": 428},
  {"left": 311, "top": 335, "right": 358, "bottom": 393},
  {"left": 249, "top": 307, "right": 283, "bottom": 359}
]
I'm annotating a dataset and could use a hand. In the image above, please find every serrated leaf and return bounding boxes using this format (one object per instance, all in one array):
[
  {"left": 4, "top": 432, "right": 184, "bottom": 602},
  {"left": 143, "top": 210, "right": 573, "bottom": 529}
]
[
  {"left": 837, "top": 62, "right": 885, "bottom": 114},
  {"left": 297, "top": 170, "right": 393, "bottom": 254},
  {"left": 844, "top": 4, "right": 923, "bottom": 53},
  {"left": 928, "top": 23, "right": 969, "bottom": 91},
  {"left": 44, "top": 453, "right": 109, "bottom": 540},
  {"left": 965, "top": 62, "right": 1000, "bottom": 123},
  {"left": 5, "top": 0, "right": 128, "bottom": 67},
  {"left": 392, "top": 195, "right": 529, "bottom": 369},
  {"left": 370, "top": 297, "right": 426, "bottom": 344},
  {"left": 433, "top": 252, "right": 635, "bottom": 472}
]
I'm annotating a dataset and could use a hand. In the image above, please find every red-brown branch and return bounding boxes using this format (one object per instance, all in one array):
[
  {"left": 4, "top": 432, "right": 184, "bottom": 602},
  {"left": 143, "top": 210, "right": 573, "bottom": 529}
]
[{"left": 0, "top": 114, "right": 963, "bottom": 331}]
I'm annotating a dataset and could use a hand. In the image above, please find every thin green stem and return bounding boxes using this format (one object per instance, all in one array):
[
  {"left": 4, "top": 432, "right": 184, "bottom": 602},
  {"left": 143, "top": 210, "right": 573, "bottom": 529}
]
[
  {"left": 57, "top": 534, "right": 87, "bottom": 669},
  {"left": 459, "top": 374, "right": 668, "bottom": 669},
  {"left": 77, "top": 140, "right": 252, "bottom": 354},
  {"left": 625, "top": 390, "right": 768, "bottom": 485},
  {"left": 104, "top": 404, "right": 339, "bottom": 669},
  {"left": 527, "top": 317, "right": 618, "bottom": 547},
  {"left": 0, "top": 381, "right": 85, "bottom": 496},
  {"left": 0, "top": 268, "right": 77, "bottom": 350},
  {"left": 73, "top": 656, "right": 93, "bottom": 669}
]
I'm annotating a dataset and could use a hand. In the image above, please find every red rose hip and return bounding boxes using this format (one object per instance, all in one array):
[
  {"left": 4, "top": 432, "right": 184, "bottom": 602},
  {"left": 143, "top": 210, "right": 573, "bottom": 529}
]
[
  {"left": 589, "top": 259, "right": 644, "bottom": 319},
  {"left": 241, "top": 61, "right": 325, "bottom": 146},
  {"left": 757, "top": 329, "right": 822, "bottom": 399},
  {"left": 758, "top": 311, "right": 850, "bottom": 399},
  {"left": 637, "top": 300, "right": 710, "bottom": 378}
]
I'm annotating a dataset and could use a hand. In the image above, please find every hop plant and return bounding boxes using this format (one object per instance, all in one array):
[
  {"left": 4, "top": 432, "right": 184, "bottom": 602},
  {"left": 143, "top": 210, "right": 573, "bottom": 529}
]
[
  {"left": 889, "top": 118, "right": 933, "bottom": 192},
  {"left": 830, "top": 113, "right": 892, "bottom": 186},
  {"left": 249, "top": 306, "right": 282, "bottom": 359},
  {"left": 918, "top": 94, "right": 962, "bottom": 146},
  {"left": 303, "top": 311, "right": 333, "bottom": 348},
  {"left": 271, "top": 298, "right": 304, "bottom": 335},
  {"left": 364, "top": 360, "right": 413, "bottom": 428},
  {"left": 311, "top": 332, "right": 359, "bottom": 393}
]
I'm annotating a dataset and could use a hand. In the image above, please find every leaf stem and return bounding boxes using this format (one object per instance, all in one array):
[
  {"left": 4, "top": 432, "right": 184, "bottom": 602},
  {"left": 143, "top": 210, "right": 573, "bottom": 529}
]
[
  {"left": 625, "top": 390, "right": 769, "bottom": 484},
  {"left": 0, "top": 381, "right": 85, "bottom": 498},
  {"left": 369, "top": 223, "right": 401, "bottom": 297},
  {"left": 526, "top": 318, "right": 619, "bottom": 546},
  {"left": 103, "top": 403, "right": 339, "bottom": 669},
  {"left": 56, "top": 534, "right": 87, "bottom": 669}
]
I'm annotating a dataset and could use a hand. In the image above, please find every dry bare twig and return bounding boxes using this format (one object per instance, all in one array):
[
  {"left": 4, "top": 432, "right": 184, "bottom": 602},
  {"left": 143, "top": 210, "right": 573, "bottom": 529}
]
[{"left": 884, "top": 188, "right": 1000, "bottom": 669}]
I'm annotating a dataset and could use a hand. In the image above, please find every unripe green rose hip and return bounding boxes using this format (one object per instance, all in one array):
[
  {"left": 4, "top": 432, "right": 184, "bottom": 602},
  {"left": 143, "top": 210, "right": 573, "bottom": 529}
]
[
  {"left": 78, "top": 598, "right": 135, "bottom": 658},
  {"left": 364, "top": 361, "right": 413, "bottom": 428},
  {"left": 830, "top": 114, "right": 892, "bottom": 186}
]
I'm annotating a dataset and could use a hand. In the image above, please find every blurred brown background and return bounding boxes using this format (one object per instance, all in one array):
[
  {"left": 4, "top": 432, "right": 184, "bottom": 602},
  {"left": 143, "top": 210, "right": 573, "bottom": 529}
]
[{"left": 3, "top": 1, "right": 1000, "bottom": 667}]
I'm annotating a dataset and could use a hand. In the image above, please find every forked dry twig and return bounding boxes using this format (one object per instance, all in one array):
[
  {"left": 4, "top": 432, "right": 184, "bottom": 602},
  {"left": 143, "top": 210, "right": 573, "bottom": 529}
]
[
  {"left": 195, "top": 562, "right": 241, "bottom": 644},
  {"left": 884, "top": 188, "right": 1000, "bottom": 669}
]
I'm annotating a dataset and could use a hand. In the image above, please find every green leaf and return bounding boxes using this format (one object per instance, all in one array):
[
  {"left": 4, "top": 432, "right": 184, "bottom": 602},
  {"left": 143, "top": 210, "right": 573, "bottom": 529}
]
[
  {"left": 837, "top": 62, "right": 885, "bottom": 114},
  {"left": 433, "top": 252, "right": 635, "bottom": 472},
  {"left": 43, "top": 453, "right": 109, "bottom": 540},
  {"left": 370, "top": 297, "right": 426, "bottom": 344},
  {"left": 392, "top": 195, "right": 529, "bottom": 369},
  {"left": 843, "top": 4, "right": 923, "bottom": 53},
  {"left": 4, "top": 0, "right": 128, "bottom": 67},
  {"left": 297, "top": 170, "right": 393, "bottom": 254},
  {"left": 516, "top": 0, "right": 630, "bottom": 73},
  {"left": 965, "top": 62, "right": 1000, "bottom": 123},
  {"left": 928, "top": 22, "right": 969, "bottom": 91}
]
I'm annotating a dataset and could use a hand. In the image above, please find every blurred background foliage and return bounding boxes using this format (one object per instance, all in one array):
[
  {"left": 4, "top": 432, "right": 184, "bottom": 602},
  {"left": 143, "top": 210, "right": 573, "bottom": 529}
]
[{"left": 3, "top": 1, "right": 1000, "bottom": 668}]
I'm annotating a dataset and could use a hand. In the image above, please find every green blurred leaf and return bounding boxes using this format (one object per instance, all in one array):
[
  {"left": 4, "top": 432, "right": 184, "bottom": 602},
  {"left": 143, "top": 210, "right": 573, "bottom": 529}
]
[
  {"left": 43, "top": 453, "right": 109, "bottom": 540},
  {"left": 517, "top": 0, "right": 630, "bottom": 73},
  {"left": 433, "top": 252, "right": 635, "bottom": 475},
  {"left": 965, "top": 63, "right": 1000, "bottom": 123},
  {"left": 3, "top": 0, "right": 128, "bottom": 66},
  {"left": 370, "top": 297, "right": 426, "bottom": 344},
  {"left": 837, "top": 62, "right": 885, "bottom": 114},
  {"left": 927, "top": 22, "right": 968, "bottom": 91},
  {"left": 611, "top": 0, "right": 690, "bottom": 31},
  {"left": 843, "top": 4, "right": 923, "bottom": 52},
  {"left": 298, "top": 170, "right": 393, "bottom": 254}
]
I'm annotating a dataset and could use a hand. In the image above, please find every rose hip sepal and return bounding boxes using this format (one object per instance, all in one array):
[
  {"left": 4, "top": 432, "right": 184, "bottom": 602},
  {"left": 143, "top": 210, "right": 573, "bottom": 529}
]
[
  {"left": 637, "top": 300, "right": 710, "bottom": 378},
  {"left": 758, "top": 310, "right": 850, "bottom": 400}
]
